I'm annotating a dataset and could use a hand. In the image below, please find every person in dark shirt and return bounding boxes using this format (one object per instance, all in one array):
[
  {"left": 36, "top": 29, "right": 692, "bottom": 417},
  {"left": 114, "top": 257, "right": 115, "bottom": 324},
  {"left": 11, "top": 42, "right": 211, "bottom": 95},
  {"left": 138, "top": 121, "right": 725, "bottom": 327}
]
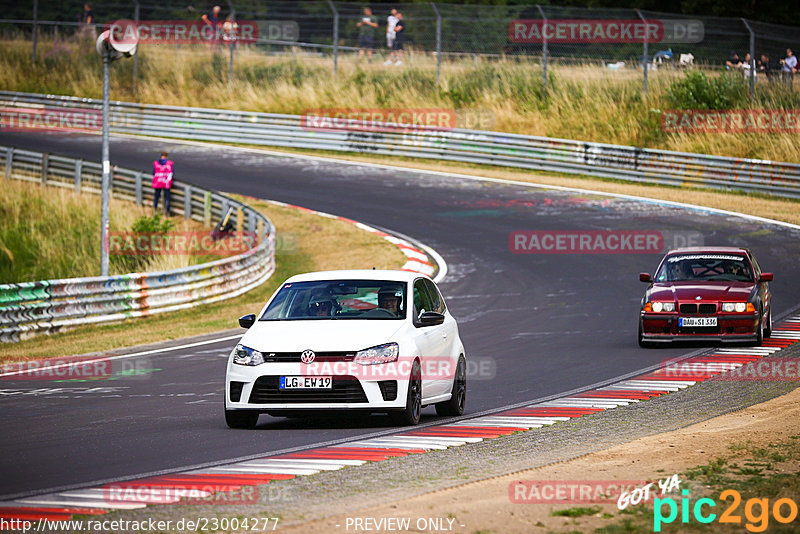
[
  {"left": 757, "top": 53, "right": 775, "bottom": 81},
  {"left": 77, "top": 3, "right": 96, "bottom": 40},
  {"left": 389, "top": 12, "right": 405, "bottom": 65},
  {"left": 725, "top": 51, "right": 742, "bottom": 70}
]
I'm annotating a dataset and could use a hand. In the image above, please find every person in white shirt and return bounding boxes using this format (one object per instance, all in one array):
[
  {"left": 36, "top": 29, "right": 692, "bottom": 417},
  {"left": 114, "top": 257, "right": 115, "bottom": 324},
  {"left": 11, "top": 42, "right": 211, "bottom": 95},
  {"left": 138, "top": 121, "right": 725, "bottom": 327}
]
[{"left": 385, "top": 8, "right": 399, "bottom": 65}]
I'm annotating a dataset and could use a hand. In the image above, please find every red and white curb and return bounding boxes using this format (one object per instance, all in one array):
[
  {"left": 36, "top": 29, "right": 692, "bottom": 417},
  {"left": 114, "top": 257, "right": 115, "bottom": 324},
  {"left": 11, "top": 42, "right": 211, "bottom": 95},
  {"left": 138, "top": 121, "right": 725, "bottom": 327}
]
[
  {"left": 3, "top": 316, "right": 798, "bottom": 525},
  {"left": 262, "top": 200, "right": 439, "bottom": 280}
]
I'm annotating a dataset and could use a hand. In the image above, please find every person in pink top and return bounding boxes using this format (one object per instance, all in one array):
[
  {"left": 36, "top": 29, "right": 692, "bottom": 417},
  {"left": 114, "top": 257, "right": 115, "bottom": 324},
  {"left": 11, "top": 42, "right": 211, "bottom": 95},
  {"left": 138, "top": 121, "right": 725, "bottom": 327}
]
[{"left": 152, "top": 151, "right": 174, "bottom": 215}]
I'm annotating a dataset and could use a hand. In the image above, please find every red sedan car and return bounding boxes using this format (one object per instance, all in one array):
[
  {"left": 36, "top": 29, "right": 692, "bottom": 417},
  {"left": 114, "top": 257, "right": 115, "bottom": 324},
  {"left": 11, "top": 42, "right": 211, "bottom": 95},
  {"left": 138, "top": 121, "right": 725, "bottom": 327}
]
[{"left": 638, "top": 247, "right": 773, "bottom": 346}]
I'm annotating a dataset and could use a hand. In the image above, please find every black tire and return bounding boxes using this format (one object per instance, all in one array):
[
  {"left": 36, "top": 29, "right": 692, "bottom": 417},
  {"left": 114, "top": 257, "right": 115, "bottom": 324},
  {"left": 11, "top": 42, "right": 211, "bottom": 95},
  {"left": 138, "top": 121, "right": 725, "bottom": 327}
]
[
  {"left": 764, "top": 307, "right": 772, "bottom": 338},
  {"left": 225, "top": 408, "right": 259, "bottom": 429},
  {"left": 391, "top": 360, "right": 421, "bottom": 426},
  {"left": 436, "top": 356, "right": 466, "bottom": 416},
  {"left": 755, "top": 306, "right": 765, "bottom": 346},
  {"left": 638, "top": 321, "right": 652, "bottom": 348}
]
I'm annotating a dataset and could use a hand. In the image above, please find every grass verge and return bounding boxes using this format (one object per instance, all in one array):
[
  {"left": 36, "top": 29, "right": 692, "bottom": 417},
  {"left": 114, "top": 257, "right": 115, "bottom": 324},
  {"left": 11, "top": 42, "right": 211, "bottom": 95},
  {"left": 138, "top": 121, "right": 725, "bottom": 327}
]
[
  {"left": 0, "top": 179, "right": 209, "bottom": 282},
  {"left": 0, "top": 194, "right": 407, "bottom": 363}
]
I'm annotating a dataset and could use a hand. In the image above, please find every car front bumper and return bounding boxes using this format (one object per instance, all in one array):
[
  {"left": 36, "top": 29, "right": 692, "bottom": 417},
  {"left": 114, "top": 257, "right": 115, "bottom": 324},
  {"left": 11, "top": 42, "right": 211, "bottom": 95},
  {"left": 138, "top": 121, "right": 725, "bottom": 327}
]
[{"left": 640, "top": 312, "right": 760, "bottom": 343}]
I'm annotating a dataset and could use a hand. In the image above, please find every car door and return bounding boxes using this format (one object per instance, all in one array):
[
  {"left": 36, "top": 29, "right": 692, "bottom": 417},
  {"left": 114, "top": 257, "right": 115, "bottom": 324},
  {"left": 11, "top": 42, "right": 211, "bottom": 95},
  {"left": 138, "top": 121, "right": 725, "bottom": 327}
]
[
  {"left": 412, "top": 278, "right": 445, "bottom": 398},
  {"left": 423, "top": 278, "right": 459, "bottom": 396}
]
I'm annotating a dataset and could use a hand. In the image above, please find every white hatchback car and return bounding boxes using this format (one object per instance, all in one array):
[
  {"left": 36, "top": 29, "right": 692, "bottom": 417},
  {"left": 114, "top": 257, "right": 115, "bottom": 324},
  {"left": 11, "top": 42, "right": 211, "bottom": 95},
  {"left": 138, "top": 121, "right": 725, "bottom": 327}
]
[{"left": 225, "top": 270, "right": 466, "bottom": 428}]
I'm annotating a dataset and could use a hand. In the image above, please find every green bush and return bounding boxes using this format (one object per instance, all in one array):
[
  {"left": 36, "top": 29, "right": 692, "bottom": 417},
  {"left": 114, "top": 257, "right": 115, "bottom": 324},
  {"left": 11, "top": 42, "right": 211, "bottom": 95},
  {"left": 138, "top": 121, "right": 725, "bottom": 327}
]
[
  {"left": 665, "top": 71, "right": 747, "bottom": 110},
  {"left": 111, "top": 214, "right": 175, "bottom": 273}
]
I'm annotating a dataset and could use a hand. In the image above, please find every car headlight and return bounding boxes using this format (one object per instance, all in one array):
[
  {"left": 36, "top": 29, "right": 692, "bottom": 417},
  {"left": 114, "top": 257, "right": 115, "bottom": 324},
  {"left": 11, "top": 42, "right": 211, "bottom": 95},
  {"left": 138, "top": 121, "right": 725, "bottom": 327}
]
[
  {"left": 651, "top": 302, "right": 674, "bottom": 313},
  {"left": 353, "top": 342, "right": 399, "bottom": 365},
  {"left": 722, "top": 302, "right": 751, "bottom": 313},
  {"left": 232, "top": 344, "right": 264, "bottom": 366}
]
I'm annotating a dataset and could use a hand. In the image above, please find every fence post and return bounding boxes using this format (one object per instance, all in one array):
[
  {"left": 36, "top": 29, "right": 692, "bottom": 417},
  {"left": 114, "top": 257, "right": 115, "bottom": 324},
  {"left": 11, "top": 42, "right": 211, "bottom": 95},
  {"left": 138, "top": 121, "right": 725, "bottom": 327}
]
[
  {"left": 742, "top": 18, "right": 756, "bottom": 100},
  {"left": 226, "top": 0, "right": 236, "bottom": 88},
  {"left": 4, "top": 148, "right": 13, "bottom": 179},
  {"left": 135, "top": 172, "right": 143, "bottom": 205},
  {"left": 184, "top": 185, "right": 191, "bottom": 219},
  {"left": 204, "top": 192, "right": 212, "bottom": 227},
  {"left": 74, "top": 159, "right": 83, "bottom": 192},
  {"left": 32, "top": 0, "right": 38, "bottom": 63},
  {"left": 536, "top": 5, "right": 548, "bottom": 88},
  {"left": 431, "top": 2, "right": 442, "bottom": 85},
  {"left": 636, "top": 9, "right": 648, "bottom": 97},
  {"left": 327, "top": 0, "right": 339, "bottom": 77},
  {"left": 132, "top": 0, "right": 140, "bottom": 94},
  {"left": 41, "top": 153, "right": 49, "bottom": 186}
]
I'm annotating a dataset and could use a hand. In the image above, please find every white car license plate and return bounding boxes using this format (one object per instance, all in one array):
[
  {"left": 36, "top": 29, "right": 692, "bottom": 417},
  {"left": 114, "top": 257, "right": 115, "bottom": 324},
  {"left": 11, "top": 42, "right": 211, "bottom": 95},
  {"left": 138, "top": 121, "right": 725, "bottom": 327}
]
[
  {"left": 280, "top": 376, "right": 332, "bottom": 389},
  {"left": 679, "top": 317, "right": 717, "bottom": 327}
]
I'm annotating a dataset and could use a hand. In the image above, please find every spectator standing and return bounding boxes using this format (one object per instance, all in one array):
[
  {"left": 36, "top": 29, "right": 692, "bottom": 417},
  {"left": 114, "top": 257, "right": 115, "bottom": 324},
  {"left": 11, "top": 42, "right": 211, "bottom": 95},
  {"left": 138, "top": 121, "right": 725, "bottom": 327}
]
[
  {"left": 357, "top": 7, "right": 378, "bottom": 61},
  {"left": 202, "top": 5, "right": 223, "bottom": 46},
  {"left": 725, "top": 51, "right": 742, "bottom": 70},
  {"left": 152, "top": 151, "right": 174, "bottom": 216},
  {"left": 758, "top": 53, "right": 774, "bottom": 81},
  {"left": 77, "top": 4, "right": 96, "bottom": 41},
  {"left": 390, "top": 12, "right": 405, "bottom": 66},
  {"left": 385, "top": 8, "right": 399, "bottom": 63},
  {"left": 741, "top": 53, "right": 754, "bottom": 80},
  {"left": 780, "top": 48, "right": 797, "bottom": 86}
]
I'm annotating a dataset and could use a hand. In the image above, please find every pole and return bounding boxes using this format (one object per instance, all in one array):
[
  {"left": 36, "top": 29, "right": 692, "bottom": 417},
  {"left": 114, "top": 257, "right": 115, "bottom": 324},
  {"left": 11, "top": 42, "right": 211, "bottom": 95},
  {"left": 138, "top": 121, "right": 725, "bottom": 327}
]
[
  {"left": 536, "top": 5, "right": 547, "bottom": 87},
  {"left": 431, "top": 2, "right": 441, "bottom": 85},
  {"left": 100, "top": 51, "right": 111, "bottom": 276},
  {"left": 327, "top": 0, "right": 338, "bottom": 76},
  {"left": 742, "top": 18, "right": 756, "bottom": 100},
  {"left": 32, "top": 0, "right": 38, "bottom": 63},
  {"left": 226, "top": 0, "right": 235, "bottom": 88},
  {"left": 132, "top": 0, "right": 140, "bottom": 93},
  {"left": 636, "top": 9, "right": 648, "bottom": 97}
]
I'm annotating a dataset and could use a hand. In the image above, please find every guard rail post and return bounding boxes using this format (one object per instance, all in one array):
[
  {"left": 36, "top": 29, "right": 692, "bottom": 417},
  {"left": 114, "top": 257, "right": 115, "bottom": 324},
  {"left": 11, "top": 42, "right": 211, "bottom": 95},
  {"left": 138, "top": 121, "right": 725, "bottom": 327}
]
[
  {"left": 536, "top": 5, "right": 548, "bottom": 88},
  {"left": 74, "top": 159, "right": 82, "bottom": 192},
  {"left": 183, "top": 184, "right": 192, "bottom": 219},
  {"left": 41, "top": 153, "right": 48, "bottom": 185},
  {"left": 5, "top": 147, "right": 13, "bottom": 179},
  {"left": 135, "top": 172, "right": 142, "bottom": 205}
]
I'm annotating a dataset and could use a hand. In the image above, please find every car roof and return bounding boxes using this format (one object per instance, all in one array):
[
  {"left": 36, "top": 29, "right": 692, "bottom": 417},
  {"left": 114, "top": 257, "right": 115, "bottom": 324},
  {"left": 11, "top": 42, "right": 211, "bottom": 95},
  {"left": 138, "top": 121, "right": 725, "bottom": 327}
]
[
  {"left": 284, "top": 269, "right": 430, "bottom": 284},
  {"left": 665, "top": 246, "right": 750, "bottom": 255}
]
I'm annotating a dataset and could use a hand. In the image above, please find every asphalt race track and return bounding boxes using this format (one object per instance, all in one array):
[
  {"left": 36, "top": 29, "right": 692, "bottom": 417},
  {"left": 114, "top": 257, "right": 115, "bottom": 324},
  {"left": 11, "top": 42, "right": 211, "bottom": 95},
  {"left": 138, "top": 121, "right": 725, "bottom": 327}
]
[{"left": 2, "top": 131, "right": 800, "bottom": 499}]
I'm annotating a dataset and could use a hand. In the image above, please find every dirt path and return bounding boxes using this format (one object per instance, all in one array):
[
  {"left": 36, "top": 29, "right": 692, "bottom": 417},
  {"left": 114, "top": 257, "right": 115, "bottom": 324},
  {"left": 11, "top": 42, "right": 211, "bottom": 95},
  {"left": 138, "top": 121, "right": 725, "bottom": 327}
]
[{"left": 280, "top": 386, "right": 800, "bottom": 533}]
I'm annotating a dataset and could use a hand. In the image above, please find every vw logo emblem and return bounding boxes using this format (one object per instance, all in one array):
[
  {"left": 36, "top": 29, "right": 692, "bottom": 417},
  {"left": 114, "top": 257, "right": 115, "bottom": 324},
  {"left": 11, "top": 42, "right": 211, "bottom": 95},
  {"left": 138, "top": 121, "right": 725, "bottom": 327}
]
[
  {"left": 695, "top": 296, "right": 702, "bottom": 300},
  {"left": 300, "top": 350, "right": 316, "bottom": 364}
]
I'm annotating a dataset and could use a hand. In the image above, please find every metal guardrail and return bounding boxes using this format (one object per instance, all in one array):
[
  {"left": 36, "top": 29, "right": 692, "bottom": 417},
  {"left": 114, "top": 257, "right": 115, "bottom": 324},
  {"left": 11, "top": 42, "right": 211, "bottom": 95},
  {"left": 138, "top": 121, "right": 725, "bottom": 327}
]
[
  {"left": 0, "top": 144, "right": 276, "bottom": 343},
  {"left": 2, "top": 90, "right": 799, "bottom": 199}
]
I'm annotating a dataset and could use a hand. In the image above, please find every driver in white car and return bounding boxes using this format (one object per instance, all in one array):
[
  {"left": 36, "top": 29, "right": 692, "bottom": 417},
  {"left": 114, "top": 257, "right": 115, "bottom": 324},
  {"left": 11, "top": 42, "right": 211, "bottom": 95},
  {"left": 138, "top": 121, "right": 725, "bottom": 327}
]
[
  {"left": 308, "top": 297, "right": 334, "bottom": 317},
  {"left": 377, "top": 288, "right": 402, "bottom": 317}
]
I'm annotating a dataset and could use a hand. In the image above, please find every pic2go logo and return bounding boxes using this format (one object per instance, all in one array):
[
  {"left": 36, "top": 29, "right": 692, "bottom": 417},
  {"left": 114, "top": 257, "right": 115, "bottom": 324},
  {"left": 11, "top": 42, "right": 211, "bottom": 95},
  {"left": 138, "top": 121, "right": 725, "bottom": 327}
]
[{"left": 654, "top": 489, "right": 799, "bottom": 532}]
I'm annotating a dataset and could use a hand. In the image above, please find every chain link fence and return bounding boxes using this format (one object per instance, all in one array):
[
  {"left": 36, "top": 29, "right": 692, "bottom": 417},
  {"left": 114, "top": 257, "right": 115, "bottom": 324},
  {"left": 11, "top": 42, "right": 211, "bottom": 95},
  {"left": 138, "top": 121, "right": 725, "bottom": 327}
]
[{"left": 1, "top": 2, "right": 799, "bottom": 95}]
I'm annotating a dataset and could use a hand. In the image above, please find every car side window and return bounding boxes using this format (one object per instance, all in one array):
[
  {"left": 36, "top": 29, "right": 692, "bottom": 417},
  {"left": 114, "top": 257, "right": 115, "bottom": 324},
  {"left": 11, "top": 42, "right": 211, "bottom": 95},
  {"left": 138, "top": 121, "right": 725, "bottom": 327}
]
[
  {"left": 413, "top": 279, "right": 433, "bottom": 318},
  {"left": 749, "top": 253, "right": 761, "bottom": 278},
  {"left": 423, "top": 279, "right": 446, "bottom": 314}
]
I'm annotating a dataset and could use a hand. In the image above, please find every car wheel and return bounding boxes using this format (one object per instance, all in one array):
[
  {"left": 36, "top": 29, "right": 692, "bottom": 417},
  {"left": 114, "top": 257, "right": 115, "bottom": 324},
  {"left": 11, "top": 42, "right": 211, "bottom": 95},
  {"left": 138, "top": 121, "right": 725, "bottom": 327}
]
[
  {"left": 755, "top": 307, "right": 765, "bottom": 346},
  {"left": 391, "top": 360, "right": 421, "bottom": 426},
  {"left": 225, "top": 408, "right": 259, "bottom": 429},
  {"left": 436, "top": 356, "right": 466, "bottom": 416},
  {"left": 764, "top": 307, "right": 772, "bottom": 338},
  {"left": 638, "top": 321, "right": 652, "bottom": 348}
]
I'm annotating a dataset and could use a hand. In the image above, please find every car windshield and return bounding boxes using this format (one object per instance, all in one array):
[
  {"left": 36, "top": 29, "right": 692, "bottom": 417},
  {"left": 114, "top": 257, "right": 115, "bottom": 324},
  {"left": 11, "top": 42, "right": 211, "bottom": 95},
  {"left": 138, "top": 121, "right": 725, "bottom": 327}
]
[
  {"left": 259, "top": 279, "right": 407, "bottom": 321},
  {"left": 655, "top": 254, "right": 754, "bottom": 283}
]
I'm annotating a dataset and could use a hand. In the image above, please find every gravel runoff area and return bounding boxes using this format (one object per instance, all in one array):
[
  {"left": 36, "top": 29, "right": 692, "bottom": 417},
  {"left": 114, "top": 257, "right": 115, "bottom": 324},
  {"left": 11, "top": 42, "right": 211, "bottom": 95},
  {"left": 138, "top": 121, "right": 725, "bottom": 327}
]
[{"left": 71, "top": 339, "right": 800, "bottom": 533}]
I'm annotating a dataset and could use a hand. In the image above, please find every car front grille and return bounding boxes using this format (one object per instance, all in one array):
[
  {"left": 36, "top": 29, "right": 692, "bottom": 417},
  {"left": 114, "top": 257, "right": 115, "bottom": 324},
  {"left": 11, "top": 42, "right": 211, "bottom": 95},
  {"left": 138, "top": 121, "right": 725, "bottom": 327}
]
[
  {"left": 679, "top": 303, "right": 717, "bottom": 314},
  {"left": 248, "top": 375, "right": 368, "bottom": 404},
  {"left": 261, "top": 352, "right": 356, "bottom": 363}
]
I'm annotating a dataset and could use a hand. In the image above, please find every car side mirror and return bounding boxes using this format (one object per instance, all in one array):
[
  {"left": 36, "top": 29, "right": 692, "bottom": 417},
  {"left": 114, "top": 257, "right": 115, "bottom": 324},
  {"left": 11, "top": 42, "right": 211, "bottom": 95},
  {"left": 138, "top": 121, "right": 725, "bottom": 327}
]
[
  {"left": 759, "top": 272, "right": 773, "bottom": 282},
  {"left": 417, "top": 311, "right": 445, "bottom": 326},
  {"left": 639, "top": 272, "right": 652, "bottom": 283},
  {"left": 238, "top": 314, "right": 256, "bottom": 328}
]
